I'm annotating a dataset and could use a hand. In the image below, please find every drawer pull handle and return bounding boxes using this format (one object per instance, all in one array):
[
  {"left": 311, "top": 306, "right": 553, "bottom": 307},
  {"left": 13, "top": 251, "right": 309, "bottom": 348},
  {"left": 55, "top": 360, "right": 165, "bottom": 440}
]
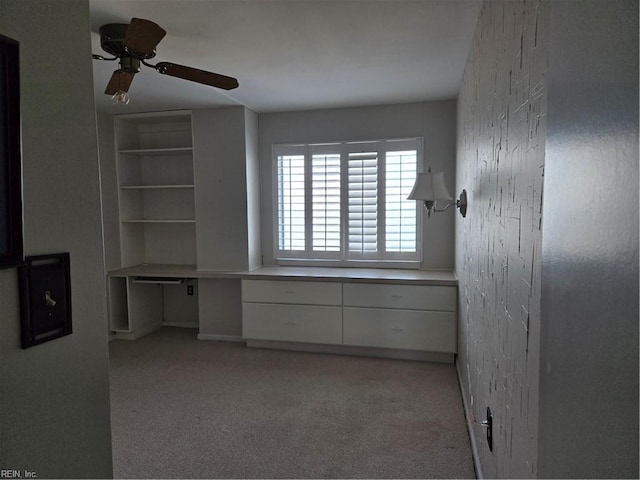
[
  {"left": 284, "top": 321, "right": 297, "bottom": 326},
  {"left": 391, "top": 295, "right": 403, "bottom": 299},
  {"left": 284, "top": 290, "right": 295, "bottom": 294},
  {"left": 391, "top": 327, "right": 404, "bottom": 333}
]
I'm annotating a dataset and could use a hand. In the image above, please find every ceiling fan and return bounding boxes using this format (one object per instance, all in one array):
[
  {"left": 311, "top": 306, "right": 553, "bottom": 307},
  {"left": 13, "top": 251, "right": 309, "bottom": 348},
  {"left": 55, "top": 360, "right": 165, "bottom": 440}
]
[{"left": 92, "top": 17, "right": 238, "bottom": 103}]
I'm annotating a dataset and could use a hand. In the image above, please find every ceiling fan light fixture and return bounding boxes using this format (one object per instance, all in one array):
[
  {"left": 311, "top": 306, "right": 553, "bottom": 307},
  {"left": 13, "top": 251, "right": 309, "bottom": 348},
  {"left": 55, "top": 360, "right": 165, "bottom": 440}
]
[{"left": 111, "top": 90, "right": 130, "bottom": 105}]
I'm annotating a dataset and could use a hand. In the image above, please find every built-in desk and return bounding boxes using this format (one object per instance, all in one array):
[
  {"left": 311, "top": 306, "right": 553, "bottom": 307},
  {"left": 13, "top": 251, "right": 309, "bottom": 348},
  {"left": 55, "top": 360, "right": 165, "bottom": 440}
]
[
  {"left": 109, "top": 264, "right": 197, "bottom": 340},
  {"left": 108, "top": 265, "right": 458, "bottom": 362},
  {"left": 108, "top": 264, "right": 244, "bottom": 340}
]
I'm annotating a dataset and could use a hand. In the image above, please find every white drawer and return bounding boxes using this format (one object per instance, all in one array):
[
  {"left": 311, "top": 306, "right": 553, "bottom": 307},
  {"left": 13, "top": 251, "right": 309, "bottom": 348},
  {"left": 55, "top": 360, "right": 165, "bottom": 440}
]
[
  {"left": 242, "top": 279, "right": 341, "bottom": 306},
  {"left": 343, "top": 283, "right": 456, "bottom": 311},
  {"left": 343, "top": 307, "right": 457, "bottom": 353},
  {"left": 242, "top": 303, "right": 342, "bottom": 344}
]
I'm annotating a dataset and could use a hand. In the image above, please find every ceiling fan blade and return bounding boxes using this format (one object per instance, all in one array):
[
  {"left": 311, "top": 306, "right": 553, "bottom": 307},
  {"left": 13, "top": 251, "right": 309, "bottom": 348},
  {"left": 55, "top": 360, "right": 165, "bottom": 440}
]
[
  {"left": 105, "top": 70, "right": 136, "bottom": 95},
  {"left": 155, "top": 62, "right": 239, "bottom": 90},
  {"left": 124, "top": 18, "right": 166, "bottom": 58}
]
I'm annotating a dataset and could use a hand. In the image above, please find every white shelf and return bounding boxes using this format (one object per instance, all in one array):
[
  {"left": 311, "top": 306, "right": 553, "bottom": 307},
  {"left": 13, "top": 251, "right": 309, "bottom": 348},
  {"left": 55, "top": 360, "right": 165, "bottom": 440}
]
[
  {"left": 119, "top": 147, "right": 193, "bottom": 156},
  {"left": 121, "top": 185, "right": 195, "bottom": 190},
  {"left": 121, "top": 219, "right": 196, "bottom": 224}
]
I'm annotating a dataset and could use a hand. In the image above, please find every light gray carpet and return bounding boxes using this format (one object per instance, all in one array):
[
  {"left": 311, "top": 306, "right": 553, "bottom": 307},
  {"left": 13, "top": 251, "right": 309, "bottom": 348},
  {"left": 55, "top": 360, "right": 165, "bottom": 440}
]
[{"left": 109, "top": 327, "right": 475, "bottom": 479}]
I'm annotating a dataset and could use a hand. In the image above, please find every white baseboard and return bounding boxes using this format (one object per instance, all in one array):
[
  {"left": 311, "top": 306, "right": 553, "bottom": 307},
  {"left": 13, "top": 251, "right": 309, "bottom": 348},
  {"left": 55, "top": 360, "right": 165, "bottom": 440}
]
[
  {"left": 456, "top": 360, "right": 483, "bottom": 480},
  {"left": 162, "top": 322, "right": 199, "bottom": 329},
  {"left": 197, "top": 334, "right": 244, "bottom": 343},
  {"left": 111, "top": 323, "right": 161, "bottom": 341}
]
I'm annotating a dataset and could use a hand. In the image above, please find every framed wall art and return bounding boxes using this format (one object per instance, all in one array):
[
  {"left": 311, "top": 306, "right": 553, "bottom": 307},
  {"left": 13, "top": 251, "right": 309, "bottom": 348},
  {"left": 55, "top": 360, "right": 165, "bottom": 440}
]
[{"left": 0, "top": 34, "right": 23, "bottom": 268}]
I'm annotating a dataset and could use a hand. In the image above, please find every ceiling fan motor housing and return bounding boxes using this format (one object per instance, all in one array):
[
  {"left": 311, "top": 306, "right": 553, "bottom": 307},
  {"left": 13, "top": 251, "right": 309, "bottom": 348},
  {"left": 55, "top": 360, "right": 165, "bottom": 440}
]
[{"left": 99, "top": 23, "right": 156, "bottom": 60}]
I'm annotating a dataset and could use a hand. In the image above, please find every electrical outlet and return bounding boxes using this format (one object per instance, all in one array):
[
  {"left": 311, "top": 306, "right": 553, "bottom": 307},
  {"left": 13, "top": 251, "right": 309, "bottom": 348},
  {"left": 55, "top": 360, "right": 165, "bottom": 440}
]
[{"left": 187, "top": 285, "right": 194, "bottom": 296}]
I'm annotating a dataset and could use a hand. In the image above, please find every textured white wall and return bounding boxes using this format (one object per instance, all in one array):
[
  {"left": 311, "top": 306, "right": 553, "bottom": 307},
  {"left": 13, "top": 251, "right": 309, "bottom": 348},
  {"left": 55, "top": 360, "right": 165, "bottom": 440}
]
[
  {"left": 455, "top": 0, "right": 547, "bottom": 477},
  {"left": 0, "top": 0, "right": 113, "bottom": 477},
  {"left": 538, "top": 0, "right": 639, "bottom": 477}
]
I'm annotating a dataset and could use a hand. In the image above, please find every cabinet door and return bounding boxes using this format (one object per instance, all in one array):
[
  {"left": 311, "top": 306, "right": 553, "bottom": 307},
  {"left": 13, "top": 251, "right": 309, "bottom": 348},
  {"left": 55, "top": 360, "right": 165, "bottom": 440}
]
[
  {"left": 343, "top": 307, "right": 457, "bottom": 353},
  {"left": 242, "top": 303, "right": 342, "bottom": 344}
]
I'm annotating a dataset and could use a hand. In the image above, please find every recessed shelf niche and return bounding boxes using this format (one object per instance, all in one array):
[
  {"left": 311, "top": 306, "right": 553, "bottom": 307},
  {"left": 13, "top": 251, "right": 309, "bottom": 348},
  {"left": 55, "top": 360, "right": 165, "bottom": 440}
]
[{"left": 114, "top": 111, "right": 196, "bottom": 266}]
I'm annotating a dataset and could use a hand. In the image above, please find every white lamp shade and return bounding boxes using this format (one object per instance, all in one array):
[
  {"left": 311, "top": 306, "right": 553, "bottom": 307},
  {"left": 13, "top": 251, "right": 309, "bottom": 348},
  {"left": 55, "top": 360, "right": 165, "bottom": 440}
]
[{"left": 407, "top": 171, "right": 453, "bottom": 201}]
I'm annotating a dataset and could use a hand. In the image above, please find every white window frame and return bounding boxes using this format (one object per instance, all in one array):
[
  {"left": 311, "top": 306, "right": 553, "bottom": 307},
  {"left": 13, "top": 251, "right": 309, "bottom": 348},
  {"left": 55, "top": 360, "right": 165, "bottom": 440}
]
[{"left": 272, "top": 138, "right": 423, "bottom": 268}]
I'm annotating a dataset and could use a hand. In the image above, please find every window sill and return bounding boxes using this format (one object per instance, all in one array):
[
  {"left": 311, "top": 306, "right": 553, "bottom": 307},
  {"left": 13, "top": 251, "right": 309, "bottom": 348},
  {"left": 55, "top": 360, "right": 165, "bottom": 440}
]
[{"left": 275, "top": 258, "right": 422, "bottom": 270}]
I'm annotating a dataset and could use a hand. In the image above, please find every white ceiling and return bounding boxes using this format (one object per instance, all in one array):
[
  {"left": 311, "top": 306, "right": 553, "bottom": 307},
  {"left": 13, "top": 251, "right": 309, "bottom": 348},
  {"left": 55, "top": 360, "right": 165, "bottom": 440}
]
[{"left": 89, "top": 0, "right": 482, "bottom": 115}]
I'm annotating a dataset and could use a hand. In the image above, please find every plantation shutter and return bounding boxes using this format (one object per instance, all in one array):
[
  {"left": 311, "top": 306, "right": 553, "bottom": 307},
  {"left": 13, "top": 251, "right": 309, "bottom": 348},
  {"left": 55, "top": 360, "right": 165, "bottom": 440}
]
[
  {"left": 275, "top": 147, "right": 306, "bottom": 254},
  {"left": 385, "top": 149, "right": 418, "bottom": 253},
  {"left": 347, "top": 150, "right": 379, "bottom": 256},
  {"left": 311, "top": 149, "right": 341, "bottom": 253}
]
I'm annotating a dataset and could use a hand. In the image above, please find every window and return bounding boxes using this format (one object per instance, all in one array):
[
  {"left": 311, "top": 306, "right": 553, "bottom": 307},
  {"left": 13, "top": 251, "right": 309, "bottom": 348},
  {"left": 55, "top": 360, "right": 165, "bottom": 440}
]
[{"left": 273, "top": 138, "right": 422, "bottom": 266}]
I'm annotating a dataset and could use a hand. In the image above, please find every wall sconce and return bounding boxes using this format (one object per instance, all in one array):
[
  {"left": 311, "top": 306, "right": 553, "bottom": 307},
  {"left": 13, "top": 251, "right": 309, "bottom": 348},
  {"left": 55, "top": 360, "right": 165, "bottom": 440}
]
[{"left": 407, "top": 168, "right": 467, "bottom": 218}]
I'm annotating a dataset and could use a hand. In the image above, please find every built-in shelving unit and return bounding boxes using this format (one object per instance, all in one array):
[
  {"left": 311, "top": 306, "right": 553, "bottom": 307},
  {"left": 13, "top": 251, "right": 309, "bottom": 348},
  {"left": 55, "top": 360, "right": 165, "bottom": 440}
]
[
  {"left": 114, "top": 111, "right": 196, "bottom": 266},
  {"left": 106, "top": 107, "right": 262, "bottom": 340}
]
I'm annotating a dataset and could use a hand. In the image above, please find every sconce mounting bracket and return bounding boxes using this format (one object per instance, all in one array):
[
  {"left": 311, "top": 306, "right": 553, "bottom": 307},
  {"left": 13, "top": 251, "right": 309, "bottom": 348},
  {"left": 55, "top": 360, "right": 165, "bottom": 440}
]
[{"left": 457, "top": 189, "right": 467, "bottom": 218}]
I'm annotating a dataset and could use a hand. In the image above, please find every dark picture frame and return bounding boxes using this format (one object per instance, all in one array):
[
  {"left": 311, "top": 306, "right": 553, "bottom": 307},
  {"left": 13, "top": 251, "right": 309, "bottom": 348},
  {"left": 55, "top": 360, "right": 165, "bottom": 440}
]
[{"left": 0, "top": 34, "right": 23, "bottom": 268}]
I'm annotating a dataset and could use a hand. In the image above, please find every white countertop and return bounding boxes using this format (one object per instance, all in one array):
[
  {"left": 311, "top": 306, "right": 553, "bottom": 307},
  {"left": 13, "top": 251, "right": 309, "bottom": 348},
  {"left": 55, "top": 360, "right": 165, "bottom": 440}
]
[
  {"left": 242, "top": 266, "right": 457, "bottom": 286},
  {"left": 108, "top": 264, "right": 457, "bottom": 286}
]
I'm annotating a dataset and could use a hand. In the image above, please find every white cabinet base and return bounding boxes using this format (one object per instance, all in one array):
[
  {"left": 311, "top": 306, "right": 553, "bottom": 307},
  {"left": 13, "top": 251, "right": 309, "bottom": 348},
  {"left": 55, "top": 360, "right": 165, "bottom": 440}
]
[
  {"left": 245, "top": 339, "right": 455, "bottom": 364},
  {"left": 241, "top": 274, "right": 458, "bottom": 364}
]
